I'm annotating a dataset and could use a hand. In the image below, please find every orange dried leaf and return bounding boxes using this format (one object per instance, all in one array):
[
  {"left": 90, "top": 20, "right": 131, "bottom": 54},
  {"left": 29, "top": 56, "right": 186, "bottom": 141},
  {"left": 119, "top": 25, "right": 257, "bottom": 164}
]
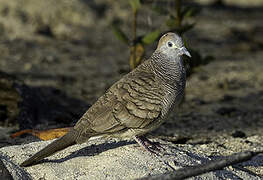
[
  {"left": 10, "top": 127, "right": 70, "bottom": 141},
  {"left": 10, "top": 129, "right": 34, "bottom": 138},
  {"left": 129, "top": 43, "right": 145, "bottom": 69},
  {"left": 32, "top": 128, "right": 70, "bottom": 141}
]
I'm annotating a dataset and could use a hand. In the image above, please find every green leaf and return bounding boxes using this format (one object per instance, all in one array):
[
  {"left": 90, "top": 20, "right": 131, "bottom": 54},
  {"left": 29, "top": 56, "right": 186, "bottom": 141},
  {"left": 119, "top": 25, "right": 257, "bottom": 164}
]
[
  {"left": 129, "top": 0, "right": 141, "bottom": 12},
  {"left": 165, "top": 16, "right": 177, "bottom": 29},
  {"left": 111, "top": 24, "right": 129, "bottom": 45},
  {"left": 181, "top": 7, "right": 201, "bottom": 18},
  {"left": 181, "top": 7, "right": 191, "bottom": 18},
  {"left": 142, "top": 30, "right": 160, "bottom": 45},
  {"left": 151, "top": 5, "right": 168, "bottom": 15}
]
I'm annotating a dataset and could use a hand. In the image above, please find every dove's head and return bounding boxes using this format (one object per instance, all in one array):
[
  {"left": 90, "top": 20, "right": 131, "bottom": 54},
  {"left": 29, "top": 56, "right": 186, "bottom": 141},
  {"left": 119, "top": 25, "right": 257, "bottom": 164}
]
[{"left": 157, "top": 32, "right": 191, "bottom": 58}]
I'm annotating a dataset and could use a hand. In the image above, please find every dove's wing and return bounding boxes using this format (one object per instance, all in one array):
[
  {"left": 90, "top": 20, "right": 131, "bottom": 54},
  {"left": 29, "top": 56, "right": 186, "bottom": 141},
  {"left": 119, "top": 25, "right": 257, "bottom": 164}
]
[{"left": 74, "top": 60, "right": 165, "bottom": 143}]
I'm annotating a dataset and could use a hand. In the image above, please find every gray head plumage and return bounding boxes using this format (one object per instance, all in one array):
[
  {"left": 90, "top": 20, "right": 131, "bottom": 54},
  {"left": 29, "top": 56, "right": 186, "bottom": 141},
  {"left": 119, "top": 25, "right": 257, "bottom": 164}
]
[
  {"left": 148, "top": 32, "right": 190, "bottom": 83},
  {"left": 156, "top": 32, "right": 191, "bottom": 59}
]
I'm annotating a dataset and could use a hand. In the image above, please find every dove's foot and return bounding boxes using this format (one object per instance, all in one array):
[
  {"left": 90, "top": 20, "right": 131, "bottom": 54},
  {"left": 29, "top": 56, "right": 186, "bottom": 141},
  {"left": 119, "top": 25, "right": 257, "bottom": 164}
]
[{"left": 134, "top": 136, "right": 163, "bottom": 154}]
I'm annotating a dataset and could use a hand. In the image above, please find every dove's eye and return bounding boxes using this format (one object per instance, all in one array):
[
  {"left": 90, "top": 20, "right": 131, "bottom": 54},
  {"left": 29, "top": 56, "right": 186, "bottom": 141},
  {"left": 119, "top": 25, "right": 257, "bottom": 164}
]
[{"left": 167, "top": 41, "right": 173, "bottom": 47}]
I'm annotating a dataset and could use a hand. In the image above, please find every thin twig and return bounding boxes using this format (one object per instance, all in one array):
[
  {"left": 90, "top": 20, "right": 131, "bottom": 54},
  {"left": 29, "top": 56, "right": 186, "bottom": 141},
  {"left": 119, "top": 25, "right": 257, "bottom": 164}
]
[
  {"left": 138, "top": 150, "right": 263, "bottom": 180},
  {"left": 130, "top": 7, "right": 138, "bottom": 70},
  {"left": 175, "top": 0, "right": 181, "bottom": 28}
]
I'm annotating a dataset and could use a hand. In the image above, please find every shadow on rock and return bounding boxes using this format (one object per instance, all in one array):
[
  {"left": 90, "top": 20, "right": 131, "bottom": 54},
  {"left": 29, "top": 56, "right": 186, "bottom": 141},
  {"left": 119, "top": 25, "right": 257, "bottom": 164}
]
[{"left": 42, "top": 140, "right": 135, "bottom": 164}]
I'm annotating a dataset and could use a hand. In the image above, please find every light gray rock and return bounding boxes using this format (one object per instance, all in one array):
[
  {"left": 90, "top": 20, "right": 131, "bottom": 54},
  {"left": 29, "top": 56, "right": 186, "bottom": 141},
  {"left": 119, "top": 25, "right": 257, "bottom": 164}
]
[{"left": 0, "top": 138, "right": 261, "bottom": 180}]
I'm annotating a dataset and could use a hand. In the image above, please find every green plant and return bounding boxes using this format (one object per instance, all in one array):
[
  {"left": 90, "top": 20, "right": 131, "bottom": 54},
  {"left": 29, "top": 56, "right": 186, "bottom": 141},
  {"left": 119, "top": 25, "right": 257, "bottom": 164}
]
[
  {"left": 112, "top": 0, "right": 214, "bottom": 74},
  {"left": 151, "top": 0, "right": 213, "bottom": 76},
  {"left": 151, "top": 0, "right": 199, "bottom": 36},
  {"left": 112, "top": 0, "right": 160, "bottom": 70}
]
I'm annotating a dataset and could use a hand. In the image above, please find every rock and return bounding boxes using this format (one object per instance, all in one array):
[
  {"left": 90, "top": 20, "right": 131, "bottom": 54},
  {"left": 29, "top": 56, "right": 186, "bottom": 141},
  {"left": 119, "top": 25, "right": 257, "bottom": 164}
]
[
  {"left": 0, "top": 159, "right": 13, "bottom": 180},
  {"left": 0, "top": 138, "right": 262, "bottom": 179}
]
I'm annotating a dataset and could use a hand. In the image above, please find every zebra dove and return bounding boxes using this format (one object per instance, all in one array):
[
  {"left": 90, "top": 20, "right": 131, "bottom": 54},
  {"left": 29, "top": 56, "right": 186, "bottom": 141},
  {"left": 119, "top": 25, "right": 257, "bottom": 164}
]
[{"left": 20, "top": 32, "right": 191, "bottom": 167}]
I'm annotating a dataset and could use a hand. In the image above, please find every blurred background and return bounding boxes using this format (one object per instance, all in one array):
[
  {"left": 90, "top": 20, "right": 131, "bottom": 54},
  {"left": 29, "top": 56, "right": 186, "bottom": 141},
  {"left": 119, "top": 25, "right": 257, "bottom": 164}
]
[{"left": 0, "top": 0, "right": 262, "bottom": 158}]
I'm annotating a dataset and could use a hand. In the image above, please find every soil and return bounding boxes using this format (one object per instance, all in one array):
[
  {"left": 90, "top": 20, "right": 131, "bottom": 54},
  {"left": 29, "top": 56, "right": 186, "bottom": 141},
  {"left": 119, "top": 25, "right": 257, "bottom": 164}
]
[{"left": 0, "top": 0, "right": 262, "bottom": 169}]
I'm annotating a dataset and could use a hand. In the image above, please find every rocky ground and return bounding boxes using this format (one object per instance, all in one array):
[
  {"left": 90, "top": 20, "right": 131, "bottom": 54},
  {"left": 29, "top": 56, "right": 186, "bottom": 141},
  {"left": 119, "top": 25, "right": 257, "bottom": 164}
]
[{"left": 0, "top": 0, "right": 263, "bottom": 178}]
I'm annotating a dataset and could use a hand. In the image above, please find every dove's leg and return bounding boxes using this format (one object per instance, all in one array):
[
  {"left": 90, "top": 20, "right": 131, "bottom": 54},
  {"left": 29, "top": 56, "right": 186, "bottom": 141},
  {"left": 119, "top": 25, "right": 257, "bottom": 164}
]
[{"left": 134, "top": 136, "right": 163, "bottom": 154}]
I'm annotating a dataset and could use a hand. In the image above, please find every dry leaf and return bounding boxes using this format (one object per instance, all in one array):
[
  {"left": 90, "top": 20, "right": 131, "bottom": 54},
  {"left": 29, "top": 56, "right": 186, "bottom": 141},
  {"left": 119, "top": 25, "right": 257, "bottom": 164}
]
[
  {"left": 129, "top": 43, "right": 145, "bottom": 70},
  {"left": 11, "top": 127, "right": 70, "bottom": 141}
]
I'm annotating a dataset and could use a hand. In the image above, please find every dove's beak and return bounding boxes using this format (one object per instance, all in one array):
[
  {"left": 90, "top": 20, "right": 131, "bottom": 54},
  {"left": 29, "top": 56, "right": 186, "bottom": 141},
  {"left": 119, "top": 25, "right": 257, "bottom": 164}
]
[{"left": 179, "top": 47, "right": 191, "bottom": 58}]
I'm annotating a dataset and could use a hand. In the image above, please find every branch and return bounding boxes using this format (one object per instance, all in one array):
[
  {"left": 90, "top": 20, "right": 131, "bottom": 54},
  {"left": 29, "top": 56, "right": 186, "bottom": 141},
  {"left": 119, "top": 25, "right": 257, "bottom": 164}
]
[{"left": 138, "top": 150, "right": 263, "bottom": 180}]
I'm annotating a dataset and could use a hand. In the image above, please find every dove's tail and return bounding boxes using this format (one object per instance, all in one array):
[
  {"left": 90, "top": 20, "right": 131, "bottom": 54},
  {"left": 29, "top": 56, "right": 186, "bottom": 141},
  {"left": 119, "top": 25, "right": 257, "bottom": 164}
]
[{"left": 20, "top": 129, "right": 79, "bottom": 167}]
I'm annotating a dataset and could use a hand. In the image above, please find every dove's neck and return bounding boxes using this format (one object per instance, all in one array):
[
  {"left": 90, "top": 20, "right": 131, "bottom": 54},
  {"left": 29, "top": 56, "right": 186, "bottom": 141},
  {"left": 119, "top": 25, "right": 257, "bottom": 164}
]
[{"left": 150, "top": 51, "right": 185, "bottom": 86}]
